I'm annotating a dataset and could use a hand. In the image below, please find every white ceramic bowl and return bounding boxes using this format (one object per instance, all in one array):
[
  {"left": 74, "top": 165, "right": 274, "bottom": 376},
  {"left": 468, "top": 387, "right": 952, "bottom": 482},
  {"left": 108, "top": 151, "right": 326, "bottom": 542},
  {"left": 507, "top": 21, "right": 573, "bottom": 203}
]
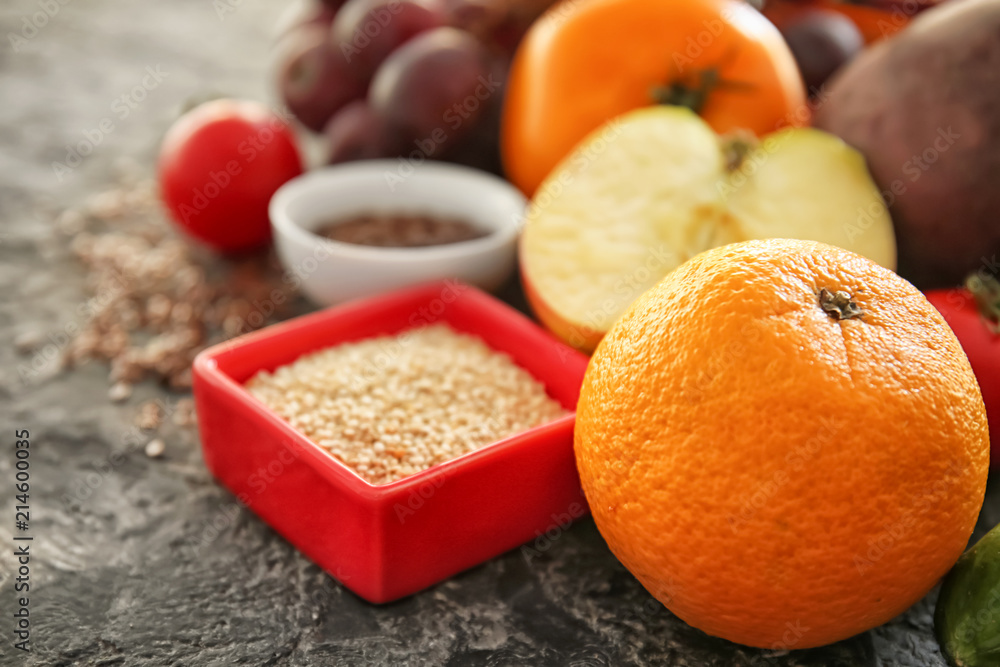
[{"left": 269, "top": 160, "right": 525, "bottom": 306}]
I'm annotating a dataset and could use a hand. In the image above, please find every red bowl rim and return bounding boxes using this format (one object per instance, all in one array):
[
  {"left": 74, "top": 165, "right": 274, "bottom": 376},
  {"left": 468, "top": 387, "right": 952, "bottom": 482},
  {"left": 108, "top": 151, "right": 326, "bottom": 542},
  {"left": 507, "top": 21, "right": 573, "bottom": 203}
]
[{"left": 193, "top": 281, "right": 588, "bottom": 500}]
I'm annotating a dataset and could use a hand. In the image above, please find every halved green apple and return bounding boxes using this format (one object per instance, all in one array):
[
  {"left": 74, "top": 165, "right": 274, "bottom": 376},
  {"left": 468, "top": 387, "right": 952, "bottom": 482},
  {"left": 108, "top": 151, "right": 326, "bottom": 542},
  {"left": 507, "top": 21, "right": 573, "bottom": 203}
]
[{"left": 520, "top": 106, "right": 896, "bottom": 352}]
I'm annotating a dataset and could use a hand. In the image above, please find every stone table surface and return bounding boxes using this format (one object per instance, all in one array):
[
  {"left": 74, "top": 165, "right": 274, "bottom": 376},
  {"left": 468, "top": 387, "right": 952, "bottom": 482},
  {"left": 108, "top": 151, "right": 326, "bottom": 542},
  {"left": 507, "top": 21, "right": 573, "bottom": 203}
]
[{"left": 0, "top": 1, "right": 996, "bottom": 665}]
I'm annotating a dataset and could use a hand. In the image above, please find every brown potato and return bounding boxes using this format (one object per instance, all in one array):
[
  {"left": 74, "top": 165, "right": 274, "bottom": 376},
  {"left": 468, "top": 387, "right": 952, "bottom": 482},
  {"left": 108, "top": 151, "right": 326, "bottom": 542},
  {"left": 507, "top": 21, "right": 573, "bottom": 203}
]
[{"left": 813, "top": 0, "right": 1000, "bottom": 288}]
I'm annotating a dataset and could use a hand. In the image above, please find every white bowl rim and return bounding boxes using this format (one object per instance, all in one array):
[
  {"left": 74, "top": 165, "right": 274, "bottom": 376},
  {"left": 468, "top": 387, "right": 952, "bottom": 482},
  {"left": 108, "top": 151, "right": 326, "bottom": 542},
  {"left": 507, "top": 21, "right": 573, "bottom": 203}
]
[{"left": 269, "top": 160, "right": 526, "bottom": 263}]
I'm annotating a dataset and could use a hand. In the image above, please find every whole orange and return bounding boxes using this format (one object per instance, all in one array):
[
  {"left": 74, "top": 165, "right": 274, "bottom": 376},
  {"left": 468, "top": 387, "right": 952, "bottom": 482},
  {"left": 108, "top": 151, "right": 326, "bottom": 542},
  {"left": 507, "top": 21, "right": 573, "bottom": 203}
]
[{"left": 575, "top": 239, "right": 989, "bottom": 649}]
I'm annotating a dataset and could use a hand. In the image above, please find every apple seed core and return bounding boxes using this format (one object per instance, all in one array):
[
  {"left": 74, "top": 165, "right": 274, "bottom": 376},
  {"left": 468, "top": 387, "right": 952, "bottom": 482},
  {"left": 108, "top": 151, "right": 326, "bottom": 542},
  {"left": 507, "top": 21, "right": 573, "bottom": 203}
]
[{"left": 721, "top": 132, "right": 759, "bottom": 172}]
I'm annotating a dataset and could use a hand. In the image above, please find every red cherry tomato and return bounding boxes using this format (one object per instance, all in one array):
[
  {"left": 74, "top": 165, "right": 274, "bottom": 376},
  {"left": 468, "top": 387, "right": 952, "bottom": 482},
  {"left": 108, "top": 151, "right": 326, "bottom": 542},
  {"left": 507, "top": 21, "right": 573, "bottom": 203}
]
[
  {"left": 926, "top": 285, "right": 1000, "bottom": 468},
  {"left": 158, "top": 99, "right": 304, "bottom": 253}
]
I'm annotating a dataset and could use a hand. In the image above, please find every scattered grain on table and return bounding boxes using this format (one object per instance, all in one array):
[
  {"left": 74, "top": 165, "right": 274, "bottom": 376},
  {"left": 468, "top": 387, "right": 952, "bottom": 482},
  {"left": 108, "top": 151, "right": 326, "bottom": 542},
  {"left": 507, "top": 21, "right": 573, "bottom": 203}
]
[
  {"left": 57, "top": 174, "right": 299, "bottom": 393},
  {"left": 108, "top": 381, "right": 132, "bottom": 403},
  {"left": 144, "top": 438, "right": 166, "bottom": 458},
  {"left": 172, "top": 398, "right": 197, "bottom": 427},
  {"left": 135, "top": 400, "right": 162, "bottom": 431}
]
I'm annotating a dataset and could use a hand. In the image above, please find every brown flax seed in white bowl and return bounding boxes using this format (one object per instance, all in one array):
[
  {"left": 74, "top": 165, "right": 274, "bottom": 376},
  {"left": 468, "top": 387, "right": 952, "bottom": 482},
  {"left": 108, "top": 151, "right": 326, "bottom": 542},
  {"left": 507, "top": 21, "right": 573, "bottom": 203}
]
[{"left": 245, "top": 324, "right": 568, "bottom": 485}]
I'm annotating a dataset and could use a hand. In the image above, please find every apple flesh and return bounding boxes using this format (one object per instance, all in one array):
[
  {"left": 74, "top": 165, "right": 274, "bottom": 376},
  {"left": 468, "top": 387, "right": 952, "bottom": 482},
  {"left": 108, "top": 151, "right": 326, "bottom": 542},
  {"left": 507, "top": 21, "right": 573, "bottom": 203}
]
[{"left": 520, "top": 106, "right": 897, "bottom": 352}]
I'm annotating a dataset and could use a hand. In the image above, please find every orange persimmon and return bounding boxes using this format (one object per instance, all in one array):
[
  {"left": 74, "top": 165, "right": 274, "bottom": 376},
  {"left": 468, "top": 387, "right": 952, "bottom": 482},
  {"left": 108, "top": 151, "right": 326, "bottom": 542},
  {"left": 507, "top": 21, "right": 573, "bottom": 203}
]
[{"left": 501, "top": 0, "right": 807, "bottom": 195}]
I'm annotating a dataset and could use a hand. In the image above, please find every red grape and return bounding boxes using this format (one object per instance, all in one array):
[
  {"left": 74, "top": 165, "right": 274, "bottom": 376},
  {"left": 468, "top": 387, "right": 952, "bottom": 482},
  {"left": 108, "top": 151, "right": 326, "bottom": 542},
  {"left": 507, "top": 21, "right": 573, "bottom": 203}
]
[
  {"left": 324, "top": 101, "right": 403, "bottom": 163},
  {"left": 369, "top": 27, "right": 499, "bottom": 156},
  {"left": 780, "top": 9, "right": 864, "bottom": 93},
  {"left": 276, "top": 26, "right": 368, "bottom": 132},
  {"left": 445, "top": 0, "right": 561, "bottom": 56},
  {"left": 332, "top": 0, "right": 444, "bottom": 79},
  {"left": 855, "top": 0, "right": 939, "bottom": 10},
  {"left": 443, "top": 0, "right": 504, "bottom": 39},
  {"left": 442, "top": 0, "right": 520, "bottom": 55}
]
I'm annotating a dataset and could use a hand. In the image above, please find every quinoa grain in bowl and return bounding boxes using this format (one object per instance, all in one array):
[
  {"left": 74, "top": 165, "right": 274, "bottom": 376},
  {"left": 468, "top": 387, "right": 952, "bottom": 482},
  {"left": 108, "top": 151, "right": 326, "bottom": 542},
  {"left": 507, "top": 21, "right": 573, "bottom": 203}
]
[{"left": 245, "top": 323, "right": 567, "bottom": 485}]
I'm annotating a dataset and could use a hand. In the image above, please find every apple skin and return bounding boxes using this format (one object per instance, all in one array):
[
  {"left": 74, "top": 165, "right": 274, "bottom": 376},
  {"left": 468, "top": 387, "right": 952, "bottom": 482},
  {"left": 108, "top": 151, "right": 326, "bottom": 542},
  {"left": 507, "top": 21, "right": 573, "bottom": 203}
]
[{"left": 520, "top": 258, "right": 604, "bottom": 354}]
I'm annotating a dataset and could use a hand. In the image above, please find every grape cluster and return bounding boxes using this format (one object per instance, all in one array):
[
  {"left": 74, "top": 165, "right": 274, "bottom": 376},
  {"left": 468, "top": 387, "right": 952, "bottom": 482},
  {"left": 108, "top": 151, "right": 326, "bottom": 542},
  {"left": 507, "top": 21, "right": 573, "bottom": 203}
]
[{"left": 275, "top": 0, "right": 545, "bottom": 172}]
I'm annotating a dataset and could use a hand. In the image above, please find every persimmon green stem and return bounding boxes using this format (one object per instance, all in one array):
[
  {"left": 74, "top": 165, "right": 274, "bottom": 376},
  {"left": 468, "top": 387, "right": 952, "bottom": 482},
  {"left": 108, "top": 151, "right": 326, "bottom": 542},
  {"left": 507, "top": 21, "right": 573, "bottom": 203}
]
[{"left": 650, "top": 48, "right": 755, "bottom": 116}]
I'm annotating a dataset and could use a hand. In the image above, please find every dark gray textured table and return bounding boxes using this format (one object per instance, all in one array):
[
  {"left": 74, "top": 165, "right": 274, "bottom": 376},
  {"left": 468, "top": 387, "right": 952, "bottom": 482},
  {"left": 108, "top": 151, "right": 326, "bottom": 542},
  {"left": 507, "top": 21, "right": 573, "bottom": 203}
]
[{"left": 1, "top": 1, "right": 996, "bottom": 664}]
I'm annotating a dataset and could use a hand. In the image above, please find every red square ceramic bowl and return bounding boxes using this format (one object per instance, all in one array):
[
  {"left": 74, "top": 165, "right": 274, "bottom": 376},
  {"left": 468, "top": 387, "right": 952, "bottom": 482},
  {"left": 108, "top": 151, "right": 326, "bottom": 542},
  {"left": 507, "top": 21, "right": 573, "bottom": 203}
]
[{"left": 192, "top": 281, "right": 590, "bottom": 603}]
